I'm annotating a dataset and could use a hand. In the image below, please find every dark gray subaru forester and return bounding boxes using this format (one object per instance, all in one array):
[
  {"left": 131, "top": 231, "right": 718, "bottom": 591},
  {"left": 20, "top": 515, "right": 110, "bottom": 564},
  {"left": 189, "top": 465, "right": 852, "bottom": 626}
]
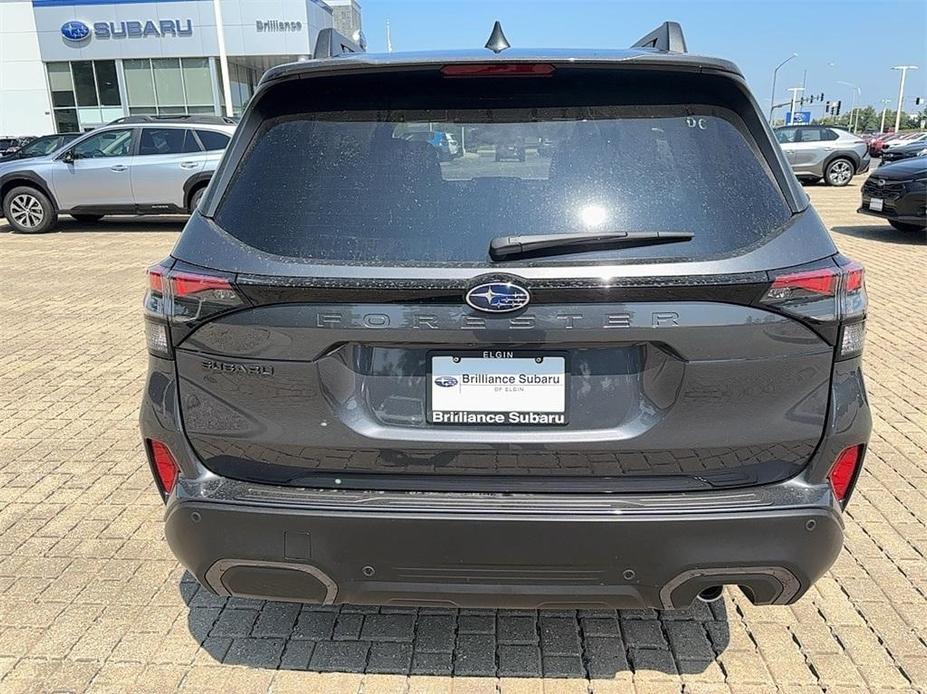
[{"left": 141, "top": 23, "right": 871, "bottom": 610}]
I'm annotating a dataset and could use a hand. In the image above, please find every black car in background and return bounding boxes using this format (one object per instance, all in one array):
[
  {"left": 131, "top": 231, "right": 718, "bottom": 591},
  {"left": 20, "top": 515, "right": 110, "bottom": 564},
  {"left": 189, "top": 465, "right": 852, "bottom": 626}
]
[
  {"left": 0, "top": 134, "right": 79, "bottom": 162},
  {"left": 859, "top": 157, "right": 927, "bottom": 232},
  {"left": 879, "top": 140, "right": 927, "bottom": 166}
]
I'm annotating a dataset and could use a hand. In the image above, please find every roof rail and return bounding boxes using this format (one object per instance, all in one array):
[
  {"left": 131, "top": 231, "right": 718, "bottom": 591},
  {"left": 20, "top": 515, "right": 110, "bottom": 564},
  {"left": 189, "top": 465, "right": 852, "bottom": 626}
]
[
  {"left": 108, "top": 115, "right": 238, "bottom": 126},
  {"left": 313, "top": 27, "right": 364, "bottom": 59},
  {"left": 631, "top": 21, "right": 687, "bottom": 54}
]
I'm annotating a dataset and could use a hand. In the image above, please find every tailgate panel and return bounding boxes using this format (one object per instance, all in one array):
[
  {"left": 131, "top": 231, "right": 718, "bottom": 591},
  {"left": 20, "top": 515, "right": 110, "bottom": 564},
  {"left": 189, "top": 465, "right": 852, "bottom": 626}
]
[{"left": 176, "top": 301, "right": 832, "bottom": 491}]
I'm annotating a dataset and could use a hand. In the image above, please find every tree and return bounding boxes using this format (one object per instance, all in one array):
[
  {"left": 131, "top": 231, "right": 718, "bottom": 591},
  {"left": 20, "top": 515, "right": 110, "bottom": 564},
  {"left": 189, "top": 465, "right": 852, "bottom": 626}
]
[{"left": 852, "top": 106, "right": 879, "bottom": 132}]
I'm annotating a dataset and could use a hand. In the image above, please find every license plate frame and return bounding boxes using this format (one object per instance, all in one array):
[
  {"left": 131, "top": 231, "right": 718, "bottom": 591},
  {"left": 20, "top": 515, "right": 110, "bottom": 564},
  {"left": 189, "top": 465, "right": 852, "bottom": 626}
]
[
  {"left": 869, "top": 197, "right": 884, "bottom": 212},
  {"left": 427, "top": 350, "right": 569, "bottom": 426}
]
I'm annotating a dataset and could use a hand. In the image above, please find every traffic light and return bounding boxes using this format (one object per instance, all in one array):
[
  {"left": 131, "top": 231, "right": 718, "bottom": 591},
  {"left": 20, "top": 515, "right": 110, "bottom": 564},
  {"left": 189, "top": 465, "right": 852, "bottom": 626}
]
[
  {"left": 819, "top": 93, "right": 824, "bottom": 102},
  {"left": 917, "top": 97, "right": 924, "bottom": 106},
  {"left": 825, "top": 100, "right": 831, "bottom": 113},
  {"left": 833, "top": 100, "right": 841, "bottom": 116}
]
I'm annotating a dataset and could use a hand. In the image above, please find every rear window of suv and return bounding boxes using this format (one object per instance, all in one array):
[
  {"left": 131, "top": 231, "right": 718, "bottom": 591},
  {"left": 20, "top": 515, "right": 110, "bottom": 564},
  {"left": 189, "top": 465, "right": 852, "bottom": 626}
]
[{"left": 215, "top": 75, "right": 792, "bottom": 266}]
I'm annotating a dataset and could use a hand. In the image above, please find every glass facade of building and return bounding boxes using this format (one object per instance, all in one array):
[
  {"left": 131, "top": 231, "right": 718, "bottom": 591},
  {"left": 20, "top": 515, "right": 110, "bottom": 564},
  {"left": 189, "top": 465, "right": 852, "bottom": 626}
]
[
  {"left": 47, "top": 60, "right": 124, "bottom": 132},
  {"left": 122, "top": 57, "right": 215, "bottom": 117},
  {"left": 46, "top": 57, "right": 266, "bottom": 132},
  {"left": 22, "top": 0, "right": 362, "bottom": 135}
]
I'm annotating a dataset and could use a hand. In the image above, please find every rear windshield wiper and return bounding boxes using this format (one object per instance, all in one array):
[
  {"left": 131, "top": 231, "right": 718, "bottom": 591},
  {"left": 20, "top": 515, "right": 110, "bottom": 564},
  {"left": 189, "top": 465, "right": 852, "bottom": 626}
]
[{"left": 489, "top": 230, "right": 694, "bottom": 260}]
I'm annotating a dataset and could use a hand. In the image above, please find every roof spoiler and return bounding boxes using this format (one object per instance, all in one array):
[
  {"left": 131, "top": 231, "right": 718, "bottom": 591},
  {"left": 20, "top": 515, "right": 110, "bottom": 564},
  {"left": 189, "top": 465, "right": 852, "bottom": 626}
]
[
  {"left": 631, "top": 21, "right": 687, "bottom": 54},
  {"left": 313, "top": 28, "right": 364, "bottom": 59}
]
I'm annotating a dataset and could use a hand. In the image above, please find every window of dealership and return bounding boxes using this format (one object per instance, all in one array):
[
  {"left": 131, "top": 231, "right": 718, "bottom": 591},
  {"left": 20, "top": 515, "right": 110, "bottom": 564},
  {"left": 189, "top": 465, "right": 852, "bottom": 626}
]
[
  {"left": 1, "top": 0, "right": 361, "bottom": 135},
  {"left": 45, "top": 58, "right": 224, "bottom": 132}
]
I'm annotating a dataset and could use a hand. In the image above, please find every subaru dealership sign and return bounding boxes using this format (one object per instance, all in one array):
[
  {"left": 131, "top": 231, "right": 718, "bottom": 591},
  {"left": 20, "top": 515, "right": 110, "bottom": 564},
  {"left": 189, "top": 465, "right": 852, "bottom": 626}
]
[
  {"left": 61, "top": 18, "right": 193, "bottom": 42},
  {"left": 34, "top": 0, "right": 328, "bottom": 61}
]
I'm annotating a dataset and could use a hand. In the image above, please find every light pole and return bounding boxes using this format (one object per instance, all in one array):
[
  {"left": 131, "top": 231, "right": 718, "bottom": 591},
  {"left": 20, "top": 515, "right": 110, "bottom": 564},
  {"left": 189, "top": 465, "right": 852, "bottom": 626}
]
[
  {"left": 837, "top": 81, "right": 860, "bottom": 132},
  {"left": 892, "top": 65, "right": 918, "bottom": 132},
  {"left": 786, "top": 87, "right": 804, "bottom": 125},
  {"left": 879, "top": 98, "right": 892, "bottom": 133},
  {"left": 212, "top": 0, "right": 233, "bottom": 117},
  {"left": 770, "top": 53, "right": 798, "bottom": 122}
]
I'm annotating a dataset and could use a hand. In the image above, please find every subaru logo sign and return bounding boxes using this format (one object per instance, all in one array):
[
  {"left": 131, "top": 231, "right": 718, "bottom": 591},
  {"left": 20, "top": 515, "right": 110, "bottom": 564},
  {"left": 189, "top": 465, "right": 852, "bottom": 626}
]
[
  {"left": 61, "top": 20, "right": 91, "bottom": 41},
  {"left": 465, "top": 281, "right": 530, "bottom": 313},
  {"left": 434, "top": 376, "right": 459, "bottom": 388}
]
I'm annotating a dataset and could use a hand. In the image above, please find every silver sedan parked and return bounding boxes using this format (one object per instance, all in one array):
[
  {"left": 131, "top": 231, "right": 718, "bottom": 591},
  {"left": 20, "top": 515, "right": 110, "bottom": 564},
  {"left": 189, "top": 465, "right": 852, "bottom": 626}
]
[{"left": 774, "top": 125, "right": 871, "bottom": 186}]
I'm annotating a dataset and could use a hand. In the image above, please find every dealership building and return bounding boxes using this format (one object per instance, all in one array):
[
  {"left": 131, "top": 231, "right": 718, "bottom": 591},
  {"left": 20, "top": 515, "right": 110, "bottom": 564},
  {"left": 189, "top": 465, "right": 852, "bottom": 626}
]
[{"left": 0, "top": 0, "right": 362, "bottom": 135}]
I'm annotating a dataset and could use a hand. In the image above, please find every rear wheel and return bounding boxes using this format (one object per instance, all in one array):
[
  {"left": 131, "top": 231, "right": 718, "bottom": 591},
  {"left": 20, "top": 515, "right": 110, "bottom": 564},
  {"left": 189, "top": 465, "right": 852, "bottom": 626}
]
[
  {"left": 188, "top": 186, "right": 206, "bottom": 213},
  {"left": 824, "top": 158, "right": 854, "bottom": 187},
  {"left": 3, "top": 186, "right": 58, "bottom": 233},
  {"left": 71, "top": 213, "right": 104, "bottom": 223},
  {"left": 889, "top": 220, "right": 926, "bottom": 232}
]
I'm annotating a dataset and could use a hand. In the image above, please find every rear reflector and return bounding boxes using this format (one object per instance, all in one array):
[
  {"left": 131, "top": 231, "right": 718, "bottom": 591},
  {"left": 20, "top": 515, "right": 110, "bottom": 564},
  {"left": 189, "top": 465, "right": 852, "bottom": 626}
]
[
  {"left": 148, "top": 439, "right": 179, "bottom": 495},
  {"left": 441, "top": 63, "right": 555, "bottom": 77},
  {"left": 828, "top": 445, "right": 863, "bottom": 503}
]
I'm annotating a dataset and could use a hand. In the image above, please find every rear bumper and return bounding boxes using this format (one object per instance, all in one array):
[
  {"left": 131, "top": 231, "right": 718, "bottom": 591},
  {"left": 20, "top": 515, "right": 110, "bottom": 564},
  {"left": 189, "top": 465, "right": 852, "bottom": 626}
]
[
  {"left": 143, "top": 353, "right": 870, "bottom": 610},
  {"left": 165, "top": 480, "right": 844, "bottom": 609}
]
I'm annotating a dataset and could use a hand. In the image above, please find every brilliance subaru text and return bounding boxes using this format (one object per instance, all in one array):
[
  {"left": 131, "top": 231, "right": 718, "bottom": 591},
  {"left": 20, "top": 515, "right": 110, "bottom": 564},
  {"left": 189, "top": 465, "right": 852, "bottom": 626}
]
[{"left": 141, "top": 24, "right": 871, "bottom": 610}]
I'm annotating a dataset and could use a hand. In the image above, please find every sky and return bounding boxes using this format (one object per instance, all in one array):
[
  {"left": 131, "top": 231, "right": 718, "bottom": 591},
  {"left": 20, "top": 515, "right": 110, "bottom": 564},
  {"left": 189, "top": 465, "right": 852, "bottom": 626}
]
[{"left": 359, "top": 0, "right": 927, "bottom": 115}]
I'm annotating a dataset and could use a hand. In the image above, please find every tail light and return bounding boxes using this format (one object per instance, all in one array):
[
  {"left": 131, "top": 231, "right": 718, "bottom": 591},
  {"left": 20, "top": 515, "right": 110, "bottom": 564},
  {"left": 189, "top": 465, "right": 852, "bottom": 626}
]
[
  {"left": 147, "top": 438, "right": 179, "bottom": 497},
  {"left": 828, "top": 445, "right": 864, "bottom": 504},
  {"left": 760, "top": 258, "right": 866, "bottom": 359},
  {"left": 144, "top": 260, "right": 245, "bottom": 358}
]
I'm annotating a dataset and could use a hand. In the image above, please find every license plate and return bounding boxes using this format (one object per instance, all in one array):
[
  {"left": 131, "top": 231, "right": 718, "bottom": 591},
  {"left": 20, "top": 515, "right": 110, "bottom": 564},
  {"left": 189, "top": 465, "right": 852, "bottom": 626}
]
[
  {"left": 869, "top": 198, "right": 884, "bottom": 212},
  {"left": 429, "top": 352, "right": 567, "bottom": 425}
]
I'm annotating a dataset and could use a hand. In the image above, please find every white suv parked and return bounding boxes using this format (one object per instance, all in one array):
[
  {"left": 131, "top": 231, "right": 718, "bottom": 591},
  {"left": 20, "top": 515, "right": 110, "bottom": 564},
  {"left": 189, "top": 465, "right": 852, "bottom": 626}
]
[
  {"left": 774, "top": 125, "right": 871, "bottom": 186},
  {"left": 0, "top": 117, "right": 235, "bottom": 233}
]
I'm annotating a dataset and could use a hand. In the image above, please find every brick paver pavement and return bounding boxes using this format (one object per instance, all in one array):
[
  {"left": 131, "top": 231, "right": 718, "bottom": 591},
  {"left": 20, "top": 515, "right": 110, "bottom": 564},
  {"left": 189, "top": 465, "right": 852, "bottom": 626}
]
[{"left": 0, "top": 179, "right": 925, "bottom": 693}]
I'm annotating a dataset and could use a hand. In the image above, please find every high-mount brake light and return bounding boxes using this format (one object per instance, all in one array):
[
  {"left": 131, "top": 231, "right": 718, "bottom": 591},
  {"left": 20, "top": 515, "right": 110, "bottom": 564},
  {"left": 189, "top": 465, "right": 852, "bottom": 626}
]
[{"left": 440, "top": 63, "right": 555, "bottom": 77}]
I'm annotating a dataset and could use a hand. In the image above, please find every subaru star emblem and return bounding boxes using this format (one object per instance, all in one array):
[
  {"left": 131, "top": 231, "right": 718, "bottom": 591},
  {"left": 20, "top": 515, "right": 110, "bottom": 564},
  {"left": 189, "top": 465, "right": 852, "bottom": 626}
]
[
  {"left": 434, "top": 376, "right": 458, "bottom": 388},
  {"left": 465, "top": 281, "right": 530, "bottom": 313},
  {"left": 61, "top": 20, "right": 91, "bottom": 41}
]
